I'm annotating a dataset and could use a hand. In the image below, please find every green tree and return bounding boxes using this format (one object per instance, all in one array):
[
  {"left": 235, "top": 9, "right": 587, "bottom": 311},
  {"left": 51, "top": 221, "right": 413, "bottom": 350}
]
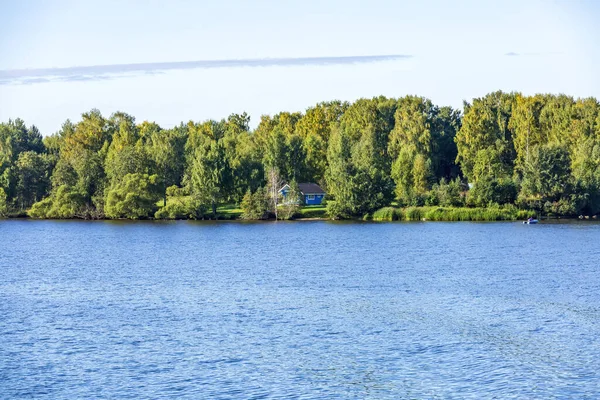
[
  {"left": 388, "top": 97, "right": 433, "bottom": 204},
  {"left": 0, "top": 187, "right": 7, "bottom": 217},
  {"left": 154, "top": 195, "right": 206, "bottom": 220},
  {"left": 29, "top": 185, "right": 86, "bottom": 219},
  {"left": 240, "top": 187, "right": 269, "bottom": 220},
  {"left": 510, "top": 94, "right": 547, "bottom": 175},
  {"left": 143, "top": 122, "right": 186, "bottom": 207},
  {"left": 279, "top": 180, "right": 301, "bottom": 220},
  {"left": 426, "top": 178, "right": 465, "bottom": 207},
  {"left": 229, "top": 131, "right": 263, "bottom": 202},
  {"left": 295, "top": 101, "right": 347, "bottom": 183},
  {"left": 455, "top": 92, "right": 516, "bottom": 183},
  {"left": 57, "top": 110, "right": 110, "bottom": 215},
  {"left": 104, "top": 112, "right": 148, "bottom": 184},
  {"left": 0, "top": 119, "right": 46, "bottom": 208},
  {"left": 518, "top": 144, "right": 576, "bottom": 213},
  {"left": 188, "top": 138, "right": 230, "bottom": 217},
  {"left": 325, "top": 125, "right": 355, "bottom": 218},
  {"left": 326, "top": 98, "right": 394, "bottom": 217},
  {"left": 265, "top": 167, "right": 283, "bottom": 220},
  {"left": 105, "top": 173, "right": 161, "bottom": 219},
  {"left": 263, "top": 126, "right": 289, "bottom": 179},
  {"left": 221, "top": 114, "right": 263, "bottom": 202},
  {"left": 467, "top": 177, "right": 517, "bottom": 207},
  {"left": 571, "top": 138, "right": 600, "bottom": 214},
  {"left": 14, "top": 151, "right": 52, "bottom": 209}
]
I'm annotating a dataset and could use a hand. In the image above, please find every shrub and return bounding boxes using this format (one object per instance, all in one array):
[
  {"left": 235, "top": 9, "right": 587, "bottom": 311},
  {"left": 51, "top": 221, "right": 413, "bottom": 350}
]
[
  {"left": 426, "top": 178, "right": 465, "bottom": 207},
  {"left": 0, "top": 188, "right": 8, "bottom": 218},
  {"left": 240, "top": 187, "right": 269, "bottom": 220},
  {"left": 155, "top": 196, "right": 206, "bottom": 219},
  {"left": 28, "top": 185, "right": 86, "bottom": 219},
  {"left": 468, "top": 177, "right": 518, "bottom": 207},
  {"left": 166, "top": 185, "right": 187, "bottom": 197},
  {"left": 105, "top": 173, "right": 161, "bottom": 219}
]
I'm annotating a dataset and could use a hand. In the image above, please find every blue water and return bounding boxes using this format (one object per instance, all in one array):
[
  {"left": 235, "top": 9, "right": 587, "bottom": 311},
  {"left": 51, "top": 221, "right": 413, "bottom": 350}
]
[{"left": 1, "top": 220, "right": 599, "bottom": 399}]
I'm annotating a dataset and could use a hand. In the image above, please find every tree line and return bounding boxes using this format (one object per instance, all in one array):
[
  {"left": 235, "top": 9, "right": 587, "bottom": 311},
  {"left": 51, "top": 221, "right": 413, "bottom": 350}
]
[{"left": 1, "top": 91, "right": 599, "bottom": 220}]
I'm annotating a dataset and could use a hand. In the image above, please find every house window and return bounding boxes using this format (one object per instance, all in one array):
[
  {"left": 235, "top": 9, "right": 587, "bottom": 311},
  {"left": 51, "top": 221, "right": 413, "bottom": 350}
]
[{"left": 307, "top": 195, "right": 315, "bottom": 200}]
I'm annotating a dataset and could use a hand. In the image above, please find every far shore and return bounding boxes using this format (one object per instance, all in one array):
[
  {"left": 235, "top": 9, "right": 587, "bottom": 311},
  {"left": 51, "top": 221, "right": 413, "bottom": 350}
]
[{"left": 3, "top": 205, "right": 596, "bottom": 223}]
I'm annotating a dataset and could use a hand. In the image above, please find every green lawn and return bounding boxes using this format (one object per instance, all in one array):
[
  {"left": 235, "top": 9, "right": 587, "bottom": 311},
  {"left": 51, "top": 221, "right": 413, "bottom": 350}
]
[
  {"left": 298, "top": 205, "right": 327, "bottom": 219},
  {"left": 217, "top": 204, "right": 242, "bottom": 219},
  {"left": 155, "top": 197, "right": 241, "bottom": 219},
  {"left": 156, "top": 199, "right": 324, "bottom": 220}
]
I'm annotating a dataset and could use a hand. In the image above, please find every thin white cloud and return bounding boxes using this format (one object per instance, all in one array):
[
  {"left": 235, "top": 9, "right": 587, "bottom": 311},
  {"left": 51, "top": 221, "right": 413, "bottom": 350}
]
[
  {"left": 504, "top": 51, "right": 563, "bottom": 57},
  {"left": 0, "top": 55, "right": 411, "bottom": 85}
]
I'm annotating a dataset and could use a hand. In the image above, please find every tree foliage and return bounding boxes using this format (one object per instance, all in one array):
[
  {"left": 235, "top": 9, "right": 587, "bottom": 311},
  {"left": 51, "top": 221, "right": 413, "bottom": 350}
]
[
  {"left": 240, "top": 187, "right": 269, "bottom": 220},
  {"left": 105, "top": 173, "right": 161, "bottom": 219},
  {"left": 0, "top": 92, "right": 598, "bottom": 220}
]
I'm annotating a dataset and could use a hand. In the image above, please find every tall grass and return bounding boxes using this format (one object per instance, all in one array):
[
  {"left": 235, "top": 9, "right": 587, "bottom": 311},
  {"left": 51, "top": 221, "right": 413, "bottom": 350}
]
[
  {"left": 371, "top": 207, "right": 400, "bottom": 221},
  {"left": 369, "top": 206, "right": 536, "bottom": 221}
]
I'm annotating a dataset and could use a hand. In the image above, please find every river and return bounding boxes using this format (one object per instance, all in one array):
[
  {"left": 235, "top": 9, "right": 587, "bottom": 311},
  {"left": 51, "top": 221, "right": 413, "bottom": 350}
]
[{"left": 1, "top": 220, "right": 599, "bottom": 398}]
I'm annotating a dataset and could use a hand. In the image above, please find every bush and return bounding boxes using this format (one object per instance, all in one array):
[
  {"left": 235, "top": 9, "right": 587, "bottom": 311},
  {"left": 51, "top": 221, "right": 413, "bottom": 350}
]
[
  {"left": 0, "top": 188, "right": 8, "bottom": 218},
  {"left": 240, "top": 187, "right": 269, "bottom": 220},
  {"left": 467, "top": 177, "right": 518, "bottom": 207},
  {"left": 155, "top": 196, "right": 206, "bottom": 219},
  {"left": 28, "top": 198, "right": 52, "bottom": 218},
  {"left": 426, "top": 178, "right": 465, "bottom": 207},
  {"left": 166, "top": 185, "right": 187, "bottom": 197},
  {"left": 105, "top": 173, "right": 161, "bottom": 219},
  {"left": 28, "top": 185, "right": 86, "bottom": 219}
]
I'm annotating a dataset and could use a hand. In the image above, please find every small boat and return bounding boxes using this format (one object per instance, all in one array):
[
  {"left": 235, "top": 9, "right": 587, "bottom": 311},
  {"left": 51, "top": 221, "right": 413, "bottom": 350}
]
[{"left": 523, "top": 219, "right": 539, "bottom": 224}]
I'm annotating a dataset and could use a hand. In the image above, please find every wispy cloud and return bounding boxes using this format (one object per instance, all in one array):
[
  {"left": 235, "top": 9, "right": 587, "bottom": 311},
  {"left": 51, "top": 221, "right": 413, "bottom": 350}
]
[
  {"left": 504, "top": 51, "right": 562, "bottom": 57},
  {"left": 0, "top": 55, "right": 411, "bottom": 86}
]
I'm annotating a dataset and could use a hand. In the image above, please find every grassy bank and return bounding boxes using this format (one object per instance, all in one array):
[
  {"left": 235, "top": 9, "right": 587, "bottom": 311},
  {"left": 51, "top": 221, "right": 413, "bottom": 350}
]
[
  {"left": 216, "top": 204, "right": 242, "bottom": 219},
  {"left": 367, "top": 206, "right": 536, "bottom": 222},
  {"left": 297, "top": 205, "right": 327, "bottom": 219}
]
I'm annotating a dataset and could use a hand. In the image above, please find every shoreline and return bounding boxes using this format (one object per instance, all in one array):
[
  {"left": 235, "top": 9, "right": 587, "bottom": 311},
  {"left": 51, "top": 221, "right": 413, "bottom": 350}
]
[{"left": 1, "top": 215, "right": 594, "bottom": 223}]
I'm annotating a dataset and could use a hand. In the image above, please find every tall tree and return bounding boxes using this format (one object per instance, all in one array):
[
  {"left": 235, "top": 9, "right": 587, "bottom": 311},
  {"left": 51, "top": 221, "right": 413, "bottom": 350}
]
[
  {"left": 455, "top": 91, "right": 516, "bottom": 183},
  {"left": 143, "top": 123, "right": 186, "bottom": 206},
  {"left": 388, "top": 96, "right": 434, "bottom": 204},
  {"left": 14, "top": 151, "right": 51, "bottom": 209},
  {"left": 296, "top": 101, "right": 348, "bottom": 183},
  {"left": 510, "top": 94, "right": 547, "bottom": 175},
  {"left": 326, "top": 97, "right": 394, "bottom": 217},
  {"left": 188, "top": 137, "right": 230, "bottom": 217}
]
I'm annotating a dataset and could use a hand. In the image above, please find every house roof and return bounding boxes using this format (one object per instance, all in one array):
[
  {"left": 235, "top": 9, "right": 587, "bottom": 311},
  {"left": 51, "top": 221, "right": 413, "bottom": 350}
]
[
  {"left": 278, "top": 182, "right": 326, "bottom": 194},
  {"left": 298, "top": 183, "right": 325, "bottom": 195}
]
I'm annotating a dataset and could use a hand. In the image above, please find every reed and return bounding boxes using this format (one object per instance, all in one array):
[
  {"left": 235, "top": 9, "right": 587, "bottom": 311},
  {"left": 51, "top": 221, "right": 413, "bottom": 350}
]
[
  {"left": 371, "top": 207, "right": 399, "bottom": 221},
  {"left": 370, "top": 206, "right": 536, "bottom": 222}
]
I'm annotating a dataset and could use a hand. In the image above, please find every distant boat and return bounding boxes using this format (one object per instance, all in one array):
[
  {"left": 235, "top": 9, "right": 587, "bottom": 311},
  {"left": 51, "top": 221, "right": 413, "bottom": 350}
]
[{"left": 523, "top": 219, "right": 539, "bottom": 224}]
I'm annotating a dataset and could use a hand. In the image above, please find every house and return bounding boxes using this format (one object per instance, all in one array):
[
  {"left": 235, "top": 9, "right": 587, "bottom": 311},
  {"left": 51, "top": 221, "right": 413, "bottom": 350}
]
[{"left": 279, "top": 183, "right": 326, "bottom": 206}]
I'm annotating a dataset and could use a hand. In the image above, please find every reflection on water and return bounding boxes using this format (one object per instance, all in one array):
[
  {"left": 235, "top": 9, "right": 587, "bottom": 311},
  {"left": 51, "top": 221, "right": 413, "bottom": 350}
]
[{"left": 1, "top": 220, "right": 599, "bottom": 399}]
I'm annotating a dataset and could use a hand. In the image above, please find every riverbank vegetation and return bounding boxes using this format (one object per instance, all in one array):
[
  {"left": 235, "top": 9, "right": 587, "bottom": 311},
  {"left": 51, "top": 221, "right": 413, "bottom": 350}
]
[
  {"left": 368, "top": 205, "right": 535, "bottom": 222},
  {"left": 1, "top": 92, "right": 599, "bottom": 221}
]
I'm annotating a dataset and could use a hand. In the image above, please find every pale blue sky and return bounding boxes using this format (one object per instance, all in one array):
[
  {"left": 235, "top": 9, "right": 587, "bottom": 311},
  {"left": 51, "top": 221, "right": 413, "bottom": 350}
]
[{"left": 1, "top": 0, "right": 599, "bottom": 134}]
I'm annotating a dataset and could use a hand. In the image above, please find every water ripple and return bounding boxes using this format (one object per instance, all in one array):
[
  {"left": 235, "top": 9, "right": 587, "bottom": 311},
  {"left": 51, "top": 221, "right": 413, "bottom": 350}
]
[{"left": 1, "top": 220, "right": 599, "bottom": 398}]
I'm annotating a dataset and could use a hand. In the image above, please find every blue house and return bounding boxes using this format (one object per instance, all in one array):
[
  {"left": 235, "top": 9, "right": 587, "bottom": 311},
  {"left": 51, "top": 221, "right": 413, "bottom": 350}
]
[{"left": 279, "top": 183, "right": 326, "bottom": 206}]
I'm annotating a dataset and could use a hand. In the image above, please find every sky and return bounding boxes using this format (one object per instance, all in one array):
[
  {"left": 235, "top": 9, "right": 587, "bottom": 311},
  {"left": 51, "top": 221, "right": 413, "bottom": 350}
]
[{"left": 1, "top": 0, "right": 599, "bottom": 135}]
